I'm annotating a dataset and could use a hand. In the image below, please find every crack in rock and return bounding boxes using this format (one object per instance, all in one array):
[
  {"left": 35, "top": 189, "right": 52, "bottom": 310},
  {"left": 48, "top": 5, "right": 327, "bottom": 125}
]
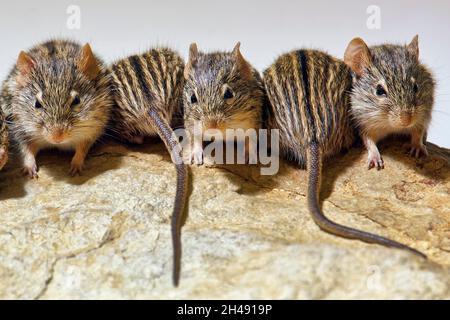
[{"left": 33, "top": 228, "right": 120, "bottom": 300}]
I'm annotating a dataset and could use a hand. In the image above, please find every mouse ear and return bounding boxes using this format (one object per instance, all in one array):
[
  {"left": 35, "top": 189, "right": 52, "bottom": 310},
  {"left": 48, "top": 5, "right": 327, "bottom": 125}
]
[
  {"left": 407, "top": 35, "right": 419, "bottom": 61},
  {"left": 17, "top": 51, "right": 36, "bottom": 76},
  {"left": 184, "top": 43, "right": 199, "bottom": 79},
  {"left": 16, "top": 51, "right": 36, "bottom": 86},
  {"left": 78, "top": 43, "right": 100, "bottom": 80},
  {"left": 232, "top": 42, "right": 252, "bottom": 80},
  {"left": 344, "top": 38, "right": 372, "bottom": 77}
]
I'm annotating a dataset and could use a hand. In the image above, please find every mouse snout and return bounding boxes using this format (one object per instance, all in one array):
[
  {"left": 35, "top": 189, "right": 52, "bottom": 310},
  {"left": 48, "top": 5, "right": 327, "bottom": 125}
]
[
  {"left": 201, "top": 118, "right": 226, "bottom": 139},
  {"left": 399, "top": 111, "right": 413, "bottom": 127},
  {"left": 202, "top": 116, "right": 226, "bottom": 132},
  {"left": 48, "top": 127, "right": 68, "bottom": 144},
  {"left": 204, "top": 119, "right": 219, "bottom": 130}
]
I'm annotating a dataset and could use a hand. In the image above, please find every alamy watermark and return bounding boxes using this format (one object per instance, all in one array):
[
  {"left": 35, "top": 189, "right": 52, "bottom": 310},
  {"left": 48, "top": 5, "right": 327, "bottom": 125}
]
[
  {"left": 171, "top": 122, "right": 280, "bottom": 176},
  {"left": 367, "top": 5, "right": 381, "bottom": 30},
  {"left": 67, "top": 5, "right": 81, "bottom": 30}
]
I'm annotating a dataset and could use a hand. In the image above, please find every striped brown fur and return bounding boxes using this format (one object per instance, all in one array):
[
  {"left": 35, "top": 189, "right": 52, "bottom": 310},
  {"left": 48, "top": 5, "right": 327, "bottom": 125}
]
[
  {"left": 264, "top": 48, "right": 426, "bottom": 258},
  {"left": 264, "top": 49, "right": 354, "bottom": 165},
  {"left": 109, "top": 48, "right": 188, "bottom": 287},
  {"left": 110, "top": 48, "right": 184, "bottom": 141}
]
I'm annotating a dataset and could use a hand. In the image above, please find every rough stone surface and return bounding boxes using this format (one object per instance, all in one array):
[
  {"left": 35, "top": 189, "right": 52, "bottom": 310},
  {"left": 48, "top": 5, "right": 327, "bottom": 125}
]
[{"left": 0, "top": 139, "right": 449, "bottom": 299}]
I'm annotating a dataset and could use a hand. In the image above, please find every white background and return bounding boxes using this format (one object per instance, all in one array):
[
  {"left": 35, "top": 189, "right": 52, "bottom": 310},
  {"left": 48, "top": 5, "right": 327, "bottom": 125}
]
[{"left": 0, "top": 0, "right": 449, "bottom": 147}]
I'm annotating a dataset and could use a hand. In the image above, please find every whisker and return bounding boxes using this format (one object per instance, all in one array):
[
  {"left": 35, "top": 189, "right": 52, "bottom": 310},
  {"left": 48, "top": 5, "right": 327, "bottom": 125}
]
[{"left": 433, "top": 109, "right": 450, "bottom": 117}]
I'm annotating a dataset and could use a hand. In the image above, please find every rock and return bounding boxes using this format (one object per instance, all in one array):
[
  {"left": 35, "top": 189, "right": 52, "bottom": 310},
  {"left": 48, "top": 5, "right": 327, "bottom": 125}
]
[{"left": 0, "top": 139, "right": 449, "bottom": 299}]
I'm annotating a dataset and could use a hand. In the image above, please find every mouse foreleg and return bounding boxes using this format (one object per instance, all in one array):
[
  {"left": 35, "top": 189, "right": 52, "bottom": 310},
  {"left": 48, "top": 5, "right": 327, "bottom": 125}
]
[
  {"left": 408, "top": 128, "right": 428, "bottom": 158},
  {"left": 22, "top": 142, "right": 39, "bottom": 178},
  {"left": 70, "top": 140, "right": 92, "bottom": 176},
  {"left": 364, "top": 135, "right": 384, "bottom": 170}
]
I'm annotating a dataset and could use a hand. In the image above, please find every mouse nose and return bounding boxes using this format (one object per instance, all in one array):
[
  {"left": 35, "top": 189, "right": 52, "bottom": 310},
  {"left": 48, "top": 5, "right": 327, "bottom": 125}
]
[
  {"left": 205, "top": 119, "right": 219, "bottom": 129},
  {"left": 50, "top": 128, "right": 66, "bottom": 144},
  {"left": 399, "top": 112, "right": 413, "bottom": 127}
]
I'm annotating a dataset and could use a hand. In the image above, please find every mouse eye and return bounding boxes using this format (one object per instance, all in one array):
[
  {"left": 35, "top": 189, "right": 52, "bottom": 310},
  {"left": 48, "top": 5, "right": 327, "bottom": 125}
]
[
  {"left": 190, "top": 93, "right": 198, "bottom": 104},
  {"left": 34, "top": 100, "right": 43, "bottom": 109},
  {"left": 376, "top": 85, "right": 387, "bottom": 97},
  {"left": 223, "top": 88, "right": 234, "bottom": 100},
  {"left": 413, "top": 83, "right": 419, "bottom": 94},
  {"left": 71, "top": 95, "right": 81, "bottom": 107}
]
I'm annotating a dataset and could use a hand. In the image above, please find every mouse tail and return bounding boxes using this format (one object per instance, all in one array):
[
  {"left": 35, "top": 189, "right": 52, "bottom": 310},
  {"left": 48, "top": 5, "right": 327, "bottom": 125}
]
[
  {"left": 306, "top": 142, "right": 426, "bottom": 259},
  {"left": 148, "top": 109, "right": 189, "bottom": 287}
]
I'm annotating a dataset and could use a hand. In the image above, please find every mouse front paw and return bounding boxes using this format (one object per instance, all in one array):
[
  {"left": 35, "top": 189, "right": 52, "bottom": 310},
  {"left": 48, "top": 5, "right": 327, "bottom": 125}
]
[
  {"left": 193, "top": 151, "right": 203, "bottom": 165},
  {"left": 203, "top": 155, "right": 216, "bottom": 167},
  {"left": 23, "top": 163, "right": 39, "bottom": 179},
  {"left": 406, "top": 143, "right": 428, "bottom": 158},
  {"left": 189, "top": 146, "right": 203, "bottom": 166},
  {"left": 69, "top": 160, "right": 84, "bottom": 176},
  {"left": 367, "top": 150, "right": 384, "bottom": 170},
  {"left": 0, "top": 147, "right": 8, "bottom": 170}
]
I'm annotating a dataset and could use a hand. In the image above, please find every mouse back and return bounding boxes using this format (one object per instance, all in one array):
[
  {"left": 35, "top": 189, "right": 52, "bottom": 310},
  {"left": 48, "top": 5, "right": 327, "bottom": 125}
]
[
  {"left": 109, "top": 47, "right": 185, "bottom": 139},
  {"left": 263, "top": 49, "right": 355, "bottom": 165}
]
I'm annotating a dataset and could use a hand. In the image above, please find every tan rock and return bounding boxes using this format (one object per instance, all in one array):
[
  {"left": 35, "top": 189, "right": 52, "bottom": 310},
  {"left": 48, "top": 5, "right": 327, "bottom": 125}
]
[{"left": 0, "top": 139, "right": 449, "bottom": 299}]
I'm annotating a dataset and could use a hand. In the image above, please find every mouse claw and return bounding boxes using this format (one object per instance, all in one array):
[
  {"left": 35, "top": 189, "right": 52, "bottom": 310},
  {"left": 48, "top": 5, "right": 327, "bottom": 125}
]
[
  {"left": 203, "top": 155, "right": 215, "bottom": 167},
  {"left": 367, "top": 152, "right": 384, "bottom": 170},
  {"left": 69, "top": 162, "right": 84, "bottom": 176},
  {"left": 193, "top": 154, "right": 203, "bottom": 166},
  {"left": 23, "top": 164, "right": 39, "bottom": 179},
  {"left": 411, "top": 145, "right": 428, "bottom": 158},
  {"left": 405, "top": 142, "right": 428, "bottom": 158},
  {"left": 377, "top": 159, "right": 385, "bottom": 170},
  {"left": 190, "top": 148, "right": 203, "bottom": 166}
]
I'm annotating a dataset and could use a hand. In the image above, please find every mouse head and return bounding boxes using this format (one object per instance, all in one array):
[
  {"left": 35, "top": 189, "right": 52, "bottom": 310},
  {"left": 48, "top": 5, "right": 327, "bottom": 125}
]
[
  {"left": 345, "top": 35, "right": 434, "bottom": 132},
  {"left": 183, "top": 42, "right": 264, "bottom": 137},
  {"left": 13, "top": 43, "right": 109, "bottom": 145}
]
